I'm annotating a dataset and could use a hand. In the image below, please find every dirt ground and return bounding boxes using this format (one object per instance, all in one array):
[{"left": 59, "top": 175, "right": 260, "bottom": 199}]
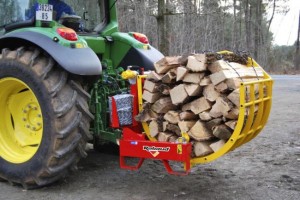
[{"left": 1, "top": 75, "right": 299, "bottom": 200}]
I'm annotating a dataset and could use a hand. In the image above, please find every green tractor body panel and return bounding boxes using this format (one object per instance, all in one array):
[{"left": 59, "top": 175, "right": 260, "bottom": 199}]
[{"left": 83, "top": 36, "right": 106, "bottom": 54}]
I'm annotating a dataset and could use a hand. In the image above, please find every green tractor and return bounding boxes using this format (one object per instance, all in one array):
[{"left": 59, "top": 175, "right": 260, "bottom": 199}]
[{"left": 0, "top": 0, "right": 163, "bottom": 188}]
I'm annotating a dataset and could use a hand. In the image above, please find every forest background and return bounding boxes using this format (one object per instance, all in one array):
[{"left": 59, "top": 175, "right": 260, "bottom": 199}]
[{"left": 116, "top": 0, "right": 300, "bottom": 74}]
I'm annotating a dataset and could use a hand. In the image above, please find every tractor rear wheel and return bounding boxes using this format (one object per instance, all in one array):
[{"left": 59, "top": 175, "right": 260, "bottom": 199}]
[{"left": 0, "top": 47, "right": 93, "bottom": 189}]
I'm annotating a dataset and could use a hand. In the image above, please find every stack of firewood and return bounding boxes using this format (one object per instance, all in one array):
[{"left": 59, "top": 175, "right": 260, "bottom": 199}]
[{"left": 135, "top": 53, "right": 264, "bottom": 158}]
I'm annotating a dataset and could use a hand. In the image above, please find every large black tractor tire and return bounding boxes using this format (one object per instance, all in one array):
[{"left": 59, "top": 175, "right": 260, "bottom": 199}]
[{"left": 0, "top": 47, "right": 93, "bottom": 189}]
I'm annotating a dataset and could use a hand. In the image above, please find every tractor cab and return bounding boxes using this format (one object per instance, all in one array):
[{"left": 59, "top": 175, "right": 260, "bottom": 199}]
[{"left": 1, "top": 0, "right": 111, "bottom": 34}]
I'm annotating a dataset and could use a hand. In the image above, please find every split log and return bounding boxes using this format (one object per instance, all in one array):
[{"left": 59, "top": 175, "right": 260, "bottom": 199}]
[
  {"left": 225, "top": 78, "right": 242, "bottom": 90},
  {"left": 183, "top": 73, "right": 205, "bottom": 84},
  {"left": 162, "top": 71, "right": 176, "bottom": 83},
  {"left": 215, "top": 82, "right": 229, "bottom": 93},
  {"left": 134, "top": 109, "right": 152, "bottom": 122},
  {"left": 206, "top": 118, "right": 223, "bottom": 131},
  {"left": 149, "top": 109, "right": 159, "bottom": 118},
  {"left": 149, "top": 120, "right": 162, "bottom": 137},
  {"left": 208, "top": 60, "right": 237, "bottom": 73},
  {"left": 156, "top": 84, "right": 171, "bottom": 95},
  {"left": 169, "top": 135, "right": 178, "bottom": 143},
  {"left": 166, "top": 124, "right": 181, "bottom": 136},
  {"left": 147, "top": 71, "right": 163, "bottom": 82},
  {"left": 225, "top": 120, "right": 237, "bottom": 130},
  {"left": 225, "top": 77, "right": 262, "bottom": 90},
  {"left": 193, "top": 141, "right": 214, "bottom": 157},
  {"left": 184, "top": 84, "right": 202, "bottom": 96},
  {"left": 163, "top": 121, "right": 168, "bottom": 131},
  {"left": 227, "top": 89, "right": 240, "bottom": 107},
  {"left": 208, "top": 61, "right": 253, "bottom": 74},
  {"left": 188, "top": 120, "right": 214, "bottom": 141},
  {"left": 209, "top": 96, "right": 232, "bottom": 118},
  {"left": 154, "top": 56, "right": 181, "bottom": 74},
  {"left": 182, "top": 102, "right": 192, "bottom": 111},
  {"left": 142, "top": 90, "right": 161, "bottom": 103},
  {"left": 151, "top": 97, "right": 177, "bottom": 113},
  {"left": 170, "top": 84, "right": 189, "bottom": 105},
  {"left": 157, "top": 132, "right": 174, "bottom": 142},
  {"left": 227, "top": 84, "right": 261, "bottom": 107},
  {"left": 210, "top": 66, "right": 264, "bottom": 85},
  {"left": 200, "top": 76, "right": 212, "bottom": 86},
  {"left": 176, "top": 66, "right": 188, "bottom": 81},
  {"left": 190, "top": 97, "right": 212, "bottom": 114},
  {"left": 134, "top": 103, "right": 153, "bottom": 122},
  {"left": 209, "top": 140, "right": 226, "bottom": 152},
  {"left": 164, "top": 111, "right": 180, "bottom": 124},
  {"left": 224, "top": 107, "right": 239, "bottom": 120},
  {"left": 212, "top": 124, "right": 232, "bottom": 140},
  {"left": 199, "top": 111, "right": 212, "bottom": 121},
  {"left": 186, "top": 54, "right": 207, "bottom": 72},
  {"left": 178, "top": 121, "right": 197, "bottom": 133},
  {"left": 179, "top": 111, "right": 198, "bottom": 120},
  {"left": 143, "top": 79, "right": 158, "bottom": 92},
  {"left": 169, "top": 68, "right": 177, "bottom": 75},
  {"left": 203, "top": 84, "right": 220, "bottom": 102}
]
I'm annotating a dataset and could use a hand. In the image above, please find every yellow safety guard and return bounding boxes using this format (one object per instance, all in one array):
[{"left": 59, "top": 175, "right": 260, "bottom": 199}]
[{"left": 137, "top": 51, "right": 273, "bottom": 166}]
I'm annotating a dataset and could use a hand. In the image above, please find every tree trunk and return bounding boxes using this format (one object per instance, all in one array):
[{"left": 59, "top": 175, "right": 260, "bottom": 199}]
[
  {"left": 156, "top": 0, "right": 168, "bottom": 55},
  {"left": 232, "top": 0, "right": 237, "bottom": 49},
  {"left": 254, "top": 0, "right": 262, "bottom": 59},
  {"left": 296, "top": 11, "right": 300, "bottom": 70}
]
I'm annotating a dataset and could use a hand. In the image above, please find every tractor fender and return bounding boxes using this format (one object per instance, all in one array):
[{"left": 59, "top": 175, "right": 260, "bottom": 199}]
[
  {"left": 118, "top": 46, "right": 164, "bottom": 71},
  {"left": 0, "top": 31, "right": 102, "bottom": 75}
]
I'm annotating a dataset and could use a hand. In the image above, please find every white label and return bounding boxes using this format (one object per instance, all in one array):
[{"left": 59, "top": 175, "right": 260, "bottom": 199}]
[{"left": 36, "top": 4, "right": 53, "bottom": 21}]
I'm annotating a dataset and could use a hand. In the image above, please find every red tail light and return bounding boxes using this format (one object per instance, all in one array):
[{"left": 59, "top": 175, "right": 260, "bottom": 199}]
[
  {"left": 133, "top": 32, "right": 149, "bottom": 44},
  {"left": 56, "top": 27, "right": 78, "bottom": 41}
]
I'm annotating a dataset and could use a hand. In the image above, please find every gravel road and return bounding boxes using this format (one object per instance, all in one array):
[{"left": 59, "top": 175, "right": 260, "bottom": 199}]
[{"left": 1, "top": 75, "right": 299, "bottom": 200}]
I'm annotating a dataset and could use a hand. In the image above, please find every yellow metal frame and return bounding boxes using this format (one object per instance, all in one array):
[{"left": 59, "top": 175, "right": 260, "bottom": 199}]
[
  {"left": 137, "top": 75, "right": 157, "bottom": 142},
  {"left": 137, "top": 52, "right": 273, "bottom": 166}
]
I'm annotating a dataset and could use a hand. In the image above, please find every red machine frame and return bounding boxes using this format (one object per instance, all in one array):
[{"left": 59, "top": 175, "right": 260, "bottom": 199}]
[{"left": 119, "top": 127, "right": 192, "bottom": 175}]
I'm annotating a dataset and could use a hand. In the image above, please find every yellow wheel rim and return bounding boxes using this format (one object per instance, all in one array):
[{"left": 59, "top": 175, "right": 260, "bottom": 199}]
[{"left": 0, "top": 78, "right": 43, "bottom": 164}]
